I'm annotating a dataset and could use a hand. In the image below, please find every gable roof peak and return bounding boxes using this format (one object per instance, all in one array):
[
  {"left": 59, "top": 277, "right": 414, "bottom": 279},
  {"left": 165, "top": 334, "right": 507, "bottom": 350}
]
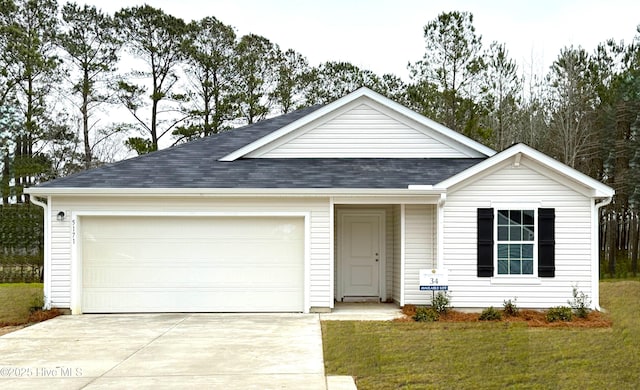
[
  {"left": 436, "top": 142, "right": 614, "bottom": 198},
  {"left": 220, "top": 87, "right": 496, "bottom": 161}
]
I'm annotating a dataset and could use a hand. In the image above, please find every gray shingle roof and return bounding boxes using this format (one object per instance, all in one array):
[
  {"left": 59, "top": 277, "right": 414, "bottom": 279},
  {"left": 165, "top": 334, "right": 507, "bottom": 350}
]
[{"left": 37, "top": 105, "right": 485, "bottom": 189}]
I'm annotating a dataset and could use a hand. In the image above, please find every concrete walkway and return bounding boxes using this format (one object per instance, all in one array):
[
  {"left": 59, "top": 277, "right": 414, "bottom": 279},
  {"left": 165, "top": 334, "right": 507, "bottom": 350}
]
[
  {"left": 320, "top": 302, "right": 405, "bottom": 321},
  {"left": 0, "top": 314, "right": 337, "bottom": 389}
]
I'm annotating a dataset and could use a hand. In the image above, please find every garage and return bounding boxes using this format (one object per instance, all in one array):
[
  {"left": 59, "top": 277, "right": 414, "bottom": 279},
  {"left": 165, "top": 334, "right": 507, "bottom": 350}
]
[{"left": 80, "top": 216, "right": 305, "bottom": 313}]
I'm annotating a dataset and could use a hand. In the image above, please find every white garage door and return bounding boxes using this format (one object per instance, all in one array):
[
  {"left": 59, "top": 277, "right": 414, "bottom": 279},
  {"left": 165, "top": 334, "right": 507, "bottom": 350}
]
[{"left": 81, "top": 216, "right": 304, "bottom": 313}]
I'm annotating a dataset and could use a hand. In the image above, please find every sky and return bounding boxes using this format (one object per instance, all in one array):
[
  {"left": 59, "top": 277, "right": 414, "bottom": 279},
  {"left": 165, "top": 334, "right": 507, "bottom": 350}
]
[{"left": 81, "top": 0, "right": 640, "bottom": 80}]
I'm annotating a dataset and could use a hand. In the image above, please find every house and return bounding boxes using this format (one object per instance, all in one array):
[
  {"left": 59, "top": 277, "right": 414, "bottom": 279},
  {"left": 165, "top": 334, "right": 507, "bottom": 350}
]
[{"left": 26, "top": 88, "right": 614, "bottom": 314}]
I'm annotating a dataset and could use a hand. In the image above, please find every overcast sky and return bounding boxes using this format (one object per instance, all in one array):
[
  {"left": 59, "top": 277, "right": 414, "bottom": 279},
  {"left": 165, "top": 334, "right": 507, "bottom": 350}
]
[{"left": 81, "top": 0, "right": 640, "bottom": 80}]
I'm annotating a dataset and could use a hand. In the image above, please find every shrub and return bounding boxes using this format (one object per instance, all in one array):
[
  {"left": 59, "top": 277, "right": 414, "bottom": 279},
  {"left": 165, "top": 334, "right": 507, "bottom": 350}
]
[
  {"left": 503, "top": 298, "right": 519, "bottom": 317},
  {"left": 546, "top": 306, "right": 573, "bottom": 322},
  {"left": 568, "top": 286, "right": 591, "bottom": 319},
  {"left": 29, "top": 293, "right": 45, "bottom": 313},
  {"left": 479, "top": 306, "right": 502, "bottom": 321},
  {"left": 402, "top": 304, "right": 417, "bottom": 317},
  {"left": 413, "top": 307, "right": 439, "bottom": 322},
  {"left": 27, "top": 308, "right": 62, "bottom": 323},
  {"left": 432, "top": 292, "right": 451, "bottom": 315}
]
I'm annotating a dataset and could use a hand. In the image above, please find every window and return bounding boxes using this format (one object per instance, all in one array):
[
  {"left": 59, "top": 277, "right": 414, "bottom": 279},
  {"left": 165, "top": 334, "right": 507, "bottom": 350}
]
[
  {"left": 496, "top": 210, "right": 535, "bottom": 275},
  {"left": 477, "top": 207, "right": 554, "bottom": 278}
]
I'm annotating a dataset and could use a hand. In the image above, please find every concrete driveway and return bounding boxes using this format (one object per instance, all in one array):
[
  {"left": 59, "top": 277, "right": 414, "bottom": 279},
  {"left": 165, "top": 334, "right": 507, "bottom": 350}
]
[{"left": 0, "top": 314, "right": 331, "bottom": 389}]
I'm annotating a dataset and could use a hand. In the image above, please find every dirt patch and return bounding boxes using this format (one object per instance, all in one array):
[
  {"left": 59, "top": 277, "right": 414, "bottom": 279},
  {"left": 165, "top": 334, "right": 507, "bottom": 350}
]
[
  {"left": 0, "top": 325, "right": 27, "bottom": 336},
  {"left": 399, "top": 305, "right": 612, "bottom": 328},
  {"left": 0, "top": 309, "right": 63, "bottom": 337}
]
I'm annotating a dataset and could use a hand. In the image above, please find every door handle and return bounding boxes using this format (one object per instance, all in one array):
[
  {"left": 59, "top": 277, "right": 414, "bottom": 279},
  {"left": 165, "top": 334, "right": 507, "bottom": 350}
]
[{"left": 375, "top": 252, "right": 379, "bottom": 262}]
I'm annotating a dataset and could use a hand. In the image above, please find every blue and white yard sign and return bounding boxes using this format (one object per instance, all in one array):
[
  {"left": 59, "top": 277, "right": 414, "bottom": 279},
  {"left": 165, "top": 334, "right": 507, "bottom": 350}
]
[{"left": 419, "top": 269, "right": 449, "bottom": 291}]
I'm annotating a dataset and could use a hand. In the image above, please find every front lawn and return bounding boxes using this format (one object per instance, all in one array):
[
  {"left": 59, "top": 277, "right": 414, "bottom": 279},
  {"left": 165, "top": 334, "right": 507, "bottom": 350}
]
[
  {"left": 0, "top": 283, "right": 44, "bottom": 325},
  {"left": 322, "top": 281, "right": 640, "bottom": 389}
]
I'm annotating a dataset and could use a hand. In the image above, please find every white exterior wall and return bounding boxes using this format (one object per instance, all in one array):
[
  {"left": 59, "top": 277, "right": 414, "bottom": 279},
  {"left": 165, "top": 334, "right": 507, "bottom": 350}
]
[
  {"left": 403, "top": 204, "right": 436, "bottom": 305},
  {"left": 50, "top": 207, "right": 72, "bottom": 308},
  {"left": 384, "top": 206, "right": 394, "bottom": 300},
  {"left": 443, "top": 158, "right": 594, "bottom": 309},
  {"left": 392, "top": 205, "right": 401, "bottom": 303},
  {"left": 48, "top": 196, "right": 331, "bottom": 310},
  {"left": 255, "top": 103, "right": 469, "bottom": 158}
]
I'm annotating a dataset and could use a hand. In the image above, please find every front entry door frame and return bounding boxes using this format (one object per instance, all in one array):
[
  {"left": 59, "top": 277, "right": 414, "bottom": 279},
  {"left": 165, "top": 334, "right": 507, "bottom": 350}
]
[{"left": 336, "top": 209, "right": 386, "bottom": 301}]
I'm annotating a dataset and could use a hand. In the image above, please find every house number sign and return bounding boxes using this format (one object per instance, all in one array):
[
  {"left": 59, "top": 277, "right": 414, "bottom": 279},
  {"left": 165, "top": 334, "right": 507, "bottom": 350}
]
[{"left": 419, "top": 269, "right": 448, "bottom": 291}]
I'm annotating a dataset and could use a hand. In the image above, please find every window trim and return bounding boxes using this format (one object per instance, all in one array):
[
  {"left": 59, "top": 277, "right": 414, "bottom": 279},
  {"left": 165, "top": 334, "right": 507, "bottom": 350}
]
[{"left": 491, "top": 203, "right": 540, "bottom": 278}]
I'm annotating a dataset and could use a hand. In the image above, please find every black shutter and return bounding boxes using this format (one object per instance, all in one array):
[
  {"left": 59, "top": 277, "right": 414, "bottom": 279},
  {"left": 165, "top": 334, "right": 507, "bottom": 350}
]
[
  {"left": 538, "top": 208, "right": 555, "bottom": 277},
  {"left": 477, "top": 208, "right": 494, "bottom": 277}
]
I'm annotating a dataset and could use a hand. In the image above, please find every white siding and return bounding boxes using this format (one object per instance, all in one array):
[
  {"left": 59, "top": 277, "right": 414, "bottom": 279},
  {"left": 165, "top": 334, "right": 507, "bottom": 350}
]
[
  {"left": 254, "top": 103, "right": 469, "bottom": 158},
  {"left": 384, "top": 206, "right": 394, "bottom": 300},
  {"left": 443, "top": 159, "right": 594, "bottom": 309},
  {"left": 50, "top": 208, "right": 71, "bottom": 308},
  {"left": 392, "top": 205, "right": 401, "bottom": 303},
  {"left": 404, "top": 204, "right": 436, "bottom": 305},
  {"left": 49, "top": 197, "right": 330, "bottom": 311}
]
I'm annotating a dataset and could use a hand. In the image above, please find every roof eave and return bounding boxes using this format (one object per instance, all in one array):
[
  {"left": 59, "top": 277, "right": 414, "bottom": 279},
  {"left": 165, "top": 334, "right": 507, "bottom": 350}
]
[{"left": 26, "top": 187, "right": 446, "bottom": 197}]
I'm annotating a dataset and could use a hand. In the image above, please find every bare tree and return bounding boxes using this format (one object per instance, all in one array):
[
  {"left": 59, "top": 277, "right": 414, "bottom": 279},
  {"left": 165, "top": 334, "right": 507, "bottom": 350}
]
[{"left": 546, "top": 46, "right": 598, "bottom": 170}]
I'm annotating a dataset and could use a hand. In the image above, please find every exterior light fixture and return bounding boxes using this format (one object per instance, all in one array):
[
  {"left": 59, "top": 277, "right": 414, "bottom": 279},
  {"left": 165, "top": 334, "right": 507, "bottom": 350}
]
[{"left": 57, "top": 211, "right": 65, "bottom": 222}]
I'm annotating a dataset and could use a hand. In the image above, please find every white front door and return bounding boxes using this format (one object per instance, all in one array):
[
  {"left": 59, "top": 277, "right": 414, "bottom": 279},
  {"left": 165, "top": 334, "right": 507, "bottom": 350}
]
[{"left": 339, "top": 213, "right": 382, "bottom": 298}]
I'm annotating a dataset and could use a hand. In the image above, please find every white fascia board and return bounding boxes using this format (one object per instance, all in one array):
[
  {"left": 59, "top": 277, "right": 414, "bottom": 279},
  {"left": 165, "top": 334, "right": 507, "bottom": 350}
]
[
  {"left": 220, "top": 87, "right": 496, "bottom": 161},
  {"left": 435, "top": 143, "right": 615, "bottom": 197},
  {"left": 25, "top": 186, "right": 445, "bottom": 197}
]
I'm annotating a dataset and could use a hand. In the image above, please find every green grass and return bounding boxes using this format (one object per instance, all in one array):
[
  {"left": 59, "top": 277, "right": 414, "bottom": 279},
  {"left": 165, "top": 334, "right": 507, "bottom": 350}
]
[
  {"left": 322, "top": 281, "right": 640, "bottom": 389},
  {"left": 0, "top": 283, "right": 44, "bottom": 325}
]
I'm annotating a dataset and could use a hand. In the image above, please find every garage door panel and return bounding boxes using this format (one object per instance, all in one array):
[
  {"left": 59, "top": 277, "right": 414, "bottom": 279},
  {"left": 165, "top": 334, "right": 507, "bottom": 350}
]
[
  {"left": 81, "top": 216, "right": 304, "bottom": 313},
  {"left": 84, "top": 264, "right": 303, "bottom": 287},
  {"left": 84, "top": 288, "right": 302, "bottom": 313},
  {"left": 84, "top": 240, "right": 302, "bottom": 263}
]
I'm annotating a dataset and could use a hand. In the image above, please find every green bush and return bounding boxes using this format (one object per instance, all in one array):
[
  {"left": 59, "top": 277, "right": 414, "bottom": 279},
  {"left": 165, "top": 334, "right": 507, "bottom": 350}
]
[
  {"left": 568, "top": 286, "right": 591, "bottom": 318},
  {"left": 502, "top": 298, "right": 519, "bottom": 317},
  {"left": 413, "top": 307, "right": 439, "bottom": 322},
  {"left": 432, "top": 292, "right": 451, "bottom": 314},
  {"left": 479, "top": 306, "right": 502, "bottom": 321},
  {"left": 546, "top": 306, "right": 573, "bottom": 322}
]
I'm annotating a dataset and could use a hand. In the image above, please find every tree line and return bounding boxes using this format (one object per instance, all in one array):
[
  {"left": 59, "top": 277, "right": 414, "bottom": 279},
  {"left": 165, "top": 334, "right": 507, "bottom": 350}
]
[{"left": 0, "top": 3, "right": 638, "bottom": 273}]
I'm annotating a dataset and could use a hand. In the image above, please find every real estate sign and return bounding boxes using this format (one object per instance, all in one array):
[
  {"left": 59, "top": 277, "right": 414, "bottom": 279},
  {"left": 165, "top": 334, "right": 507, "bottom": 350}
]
[{"left": 419, "top": 269, "right": 448, "bottom": 291}]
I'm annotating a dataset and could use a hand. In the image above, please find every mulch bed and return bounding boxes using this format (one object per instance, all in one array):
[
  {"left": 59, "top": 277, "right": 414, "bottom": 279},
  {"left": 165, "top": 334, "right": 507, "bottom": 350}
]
[
  {"left": 0, "top": 309, "right": 63, "bottom": 336},
  {"left": 399, "top": 305, "right": 612, "bottom": 328}
]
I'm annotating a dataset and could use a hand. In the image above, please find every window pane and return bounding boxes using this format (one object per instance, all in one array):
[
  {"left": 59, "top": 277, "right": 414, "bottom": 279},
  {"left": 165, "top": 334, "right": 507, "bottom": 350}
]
[
  {"left": 509, "top": 244, "right": 521, "bottom": 258},
  {"left": 498, "top": 244, "right": 508, "bottom": 259},
  {"left": 498, "top": 260, "right": 508, "bottom": 274},
  {"left": 523, "top": 210, "right": 535, "bottom": 225},
  {"left": 495, "top": 209, "right": 537, "bottom": 275},
  {"left": 523, "top": 226, "right": 535, "bottom": 241},
  {"left": 510, "top": 226, "right": 522, "bottom": 240},
  {"left": 522, "top": 260, "right": 533, "bottom": 274},
  {"left": 498, "top": 226, "right": 509, "bottom": 241},
  {"left": 510, "top": 260, "right": 521, "bottom": 274}
]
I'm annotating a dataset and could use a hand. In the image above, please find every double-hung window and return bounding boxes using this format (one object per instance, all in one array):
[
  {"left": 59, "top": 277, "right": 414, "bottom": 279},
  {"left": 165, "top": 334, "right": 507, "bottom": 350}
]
[
  {"left": 477, "top": 207, "right": 554, "bottom": 278},
  {"left": 496, "top": 210, "right": 535, "bottom": 275}
]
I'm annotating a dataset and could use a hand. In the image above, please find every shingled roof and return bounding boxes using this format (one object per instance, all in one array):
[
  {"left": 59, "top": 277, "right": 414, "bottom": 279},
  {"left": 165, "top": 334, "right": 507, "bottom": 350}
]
[{"left": 37, "top": 105, "right": 485, "bottom": 189}]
